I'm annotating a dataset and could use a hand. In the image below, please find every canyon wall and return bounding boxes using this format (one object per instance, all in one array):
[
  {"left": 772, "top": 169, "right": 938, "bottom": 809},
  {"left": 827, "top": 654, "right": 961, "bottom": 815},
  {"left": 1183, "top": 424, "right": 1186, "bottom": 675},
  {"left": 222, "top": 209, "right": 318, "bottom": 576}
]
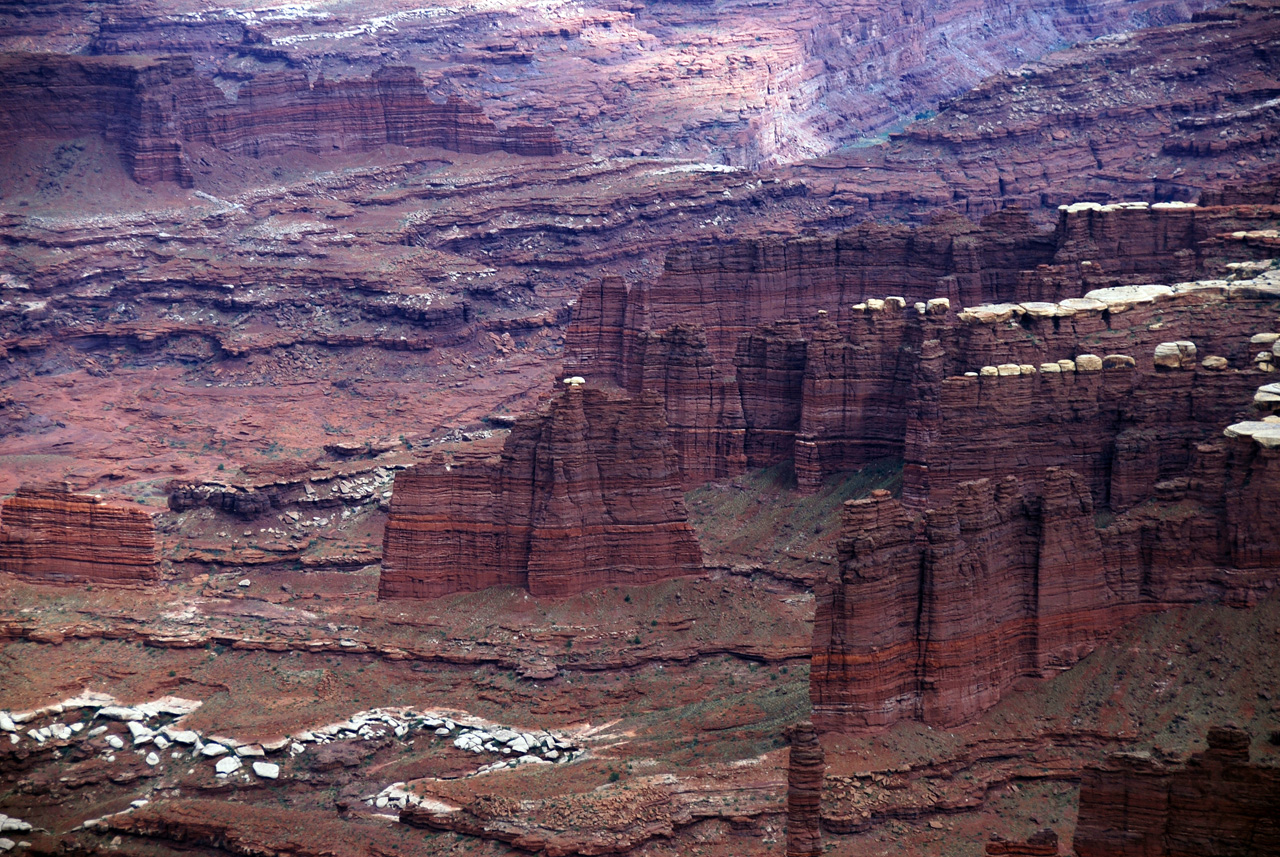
[
  {"left": 0, "top": 53, "right": 560, "bottom": 186},
  {"left": 813, "top": 418, "right": 1280, "bottom": 732},
  {"left": 792, "top": 0, "right": 1280, "bottom": 219},
  {"left": 4, "top": 0, "right": 1222, "bottom": 166},
  {"left": 564, "top": 201, "right": 1280, "bottom": 489},
  {"left": 1073, "top": 727, "right": 1280, "bottom": 857},
  {"left": 0, "top": 483, "right": 160, "bottom": 584},
  {"left": 808, "top": 268, "right": 1280, "bottom": 732},
  {"left": 565, "top": 194, "right": 1280, "bottom": 731},
  {"left": 379, "top": 385, "right": 702, "bottom": 600}
]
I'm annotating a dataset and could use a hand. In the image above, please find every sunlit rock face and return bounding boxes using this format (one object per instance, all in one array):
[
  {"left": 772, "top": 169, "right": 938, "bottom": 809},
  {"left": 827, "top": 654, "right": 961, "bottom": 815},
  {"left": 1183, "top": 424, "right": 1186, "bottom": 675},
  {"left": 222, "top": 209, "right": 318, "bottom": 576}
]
[
  {"left": 788, "top": 0, "right": 1280, "bottom": 220},
  {"left": 0, "top": 54, "right": 561, "bottom": 187}
]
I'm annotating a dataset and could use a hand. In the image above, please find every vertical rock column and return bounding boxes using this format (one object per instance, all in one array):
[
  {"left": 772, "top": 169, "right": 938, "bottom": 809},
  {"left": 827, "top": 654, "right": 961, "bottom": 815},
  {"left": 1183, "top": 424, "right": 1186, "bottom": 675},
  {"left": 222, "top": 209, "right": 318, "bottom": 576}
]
[
  {"left": 785, "top": 720, "right": 825, "bottom": 857},
  {"left": 811, "top": 490, "right": 924, "bottom": 732}
]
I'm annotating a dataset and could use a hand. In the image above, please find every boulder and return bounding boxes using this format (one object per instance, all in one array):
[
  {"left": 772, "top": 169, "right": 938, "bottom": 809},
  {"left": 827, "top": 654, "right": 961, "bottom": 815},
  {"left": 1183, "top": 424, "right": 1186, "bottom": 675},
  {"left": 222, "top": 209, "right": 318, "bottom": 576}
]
[
  {"left": 214, "top": 756, "right": 242, "bottom": 775},
  {"left": 1153, "top": 340, "right": 1197, "bottom": 369},
  {"left": 1075, "top": 354, "right": 1103, "bottom": 371},
  {"left": 252, "top": 761, "right": 280, "bottom": 779}
]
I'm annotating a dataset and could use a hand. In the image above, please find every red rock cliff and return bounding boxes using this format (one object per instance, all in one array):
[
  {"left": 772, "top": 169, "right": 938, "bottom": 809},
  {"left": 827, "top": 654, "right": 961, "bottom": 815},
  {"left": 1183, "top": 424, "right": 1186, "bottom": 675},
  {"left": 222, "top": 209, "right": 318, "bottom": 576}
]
[
  {"left": 1073, "top": 727, "right": 1280, "bottom": 857},
  {"left": 380, "top": 384, "right": 702, "bottom": 599},
  {"left": 813, "top": 427, "right": 1280, "bottom": 733},
  {"left": 812, "top": 345, "right": 1280, "bottom": 733},
  {"left": 0, "top": 483, "right": 160, "bottom": 584},
  {"left": 564, "top": 202, "right": 1280, "bottom": 487},
  {"left": 808, "top": 258, "right": 1280, "bottom": 732},
  {"left": 0, "top": 53, "right": 561, "bottom": 187}
]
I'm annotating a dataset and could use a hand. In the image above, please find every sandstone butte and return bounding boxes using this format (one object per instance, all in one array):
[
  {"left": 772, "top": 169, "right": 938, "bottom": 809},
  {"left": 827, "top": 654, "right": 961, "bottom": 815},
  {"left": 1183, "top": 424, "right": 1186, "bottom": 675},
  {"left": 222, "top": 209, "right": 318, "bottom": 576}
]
[
  {"left": 0, "top": 54, "right": 561, "bottom": 186},
  {"left": 1073, "top": 726, "right": 1280, "bottom": 856},
  {"left": 0, "top": 483, "right": 159, "bottom": 584},
  {"left": 379, "top": 384, "right": 702, "bottom": 599}
]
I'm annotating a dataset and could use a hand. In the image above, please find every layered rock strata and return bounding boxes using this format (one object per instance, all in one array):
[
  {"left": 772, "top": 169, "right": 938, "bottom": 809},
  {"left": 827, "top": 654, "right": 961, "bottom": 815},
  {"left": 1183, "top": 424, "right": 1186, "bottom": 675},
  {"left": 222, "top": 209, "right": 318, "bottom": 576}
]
[
  {"left": 2, "top": 0, "right": 1220, "bottom": 166},
  {"left": 985, "top": 830, "right": 1059, "bottom": 856},
  {"left": 565, "top": 202, "right": 1280, "bottom": 488},
  {"left": 810, "top": 270, "right": 1280, "bottom": 731},
  {"left": 814, "top": 418, "right": 1280, "bottom": 732},
  {"left": 0, "top": 483, "right": 159, "bottom": 584},
  {"left": 1073, "top": 727, "right": 1280, "bottom": 857},
  {"left": 792, "top": 0, "right": 1280, "bottom": 219},
  {"left": 380, "top": 385, "right": 702, "bottom": 599},
  {"left": 556, "top": 185, "right": 1280, "bottom": 730},
  {"left": 784, "top": 720, "right": 825, "bottom": 857},
  {"left": 0, "top": 53, "right": 560, "bottom": 186}
]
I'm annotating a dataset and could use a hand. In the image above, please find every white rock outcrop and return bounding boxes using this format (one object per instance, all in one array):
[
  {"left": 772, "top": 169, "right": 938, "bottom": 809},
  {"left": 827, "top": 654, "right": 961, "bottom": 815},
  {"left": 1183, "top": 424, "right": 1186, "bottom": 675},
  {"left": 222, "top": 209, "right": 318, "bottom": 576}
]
[
  {"left": 215, "top": 755, "right": 242, "bottom": 775},
  {"left": 1154, "top": 341, "right": 1197, "bottom": 369},
  {"left": 1076, "top": 354, "right": 1103, "bottom": 372}
]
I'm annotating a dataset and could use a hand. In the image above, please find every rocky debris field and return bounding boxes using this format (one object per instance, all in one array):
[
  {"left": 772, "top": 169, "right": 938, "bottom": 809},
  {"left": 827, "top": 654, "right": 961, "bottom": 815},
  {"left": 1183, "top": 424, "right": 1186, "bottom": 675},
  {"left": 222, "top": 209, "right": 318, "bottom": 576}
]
[{"left": 1, "top": 689, "right": 582, "bottom": 833}]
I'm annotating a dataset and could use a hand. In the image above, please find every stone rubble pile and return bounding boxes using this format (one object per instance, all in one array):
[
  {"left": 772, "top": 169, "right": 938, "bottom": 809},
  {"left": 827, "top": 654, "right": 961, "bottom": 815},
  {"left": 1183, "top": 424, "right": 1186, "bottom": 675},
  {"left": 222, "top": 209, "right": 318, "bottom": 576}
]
[
  {"left": 357, "top": 717, "right": 582, "bottom": 811},
  {"left": 2, "top": 693, "right": 584, "bottom": 829},
  {"left": 956, "top": 270, "right": 1280, "bottom": 327},
  {"left": 0, "top": 811, "right": 33, "bottom": 852}
]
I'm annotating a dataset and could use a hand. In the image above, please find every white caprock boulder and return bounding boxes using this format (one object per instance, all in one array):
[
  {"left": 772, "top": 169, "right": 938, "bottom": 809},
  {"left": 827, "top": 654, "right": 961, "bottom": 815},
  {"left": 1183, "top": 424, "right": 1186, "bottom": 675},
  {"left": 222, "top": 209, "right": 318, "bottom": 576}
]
[
  {"left": 252, "top": 761, "right": 280, "bottom": 779},
  {"left": 215, "top": 755, "right": 242, "bottom": 775}
]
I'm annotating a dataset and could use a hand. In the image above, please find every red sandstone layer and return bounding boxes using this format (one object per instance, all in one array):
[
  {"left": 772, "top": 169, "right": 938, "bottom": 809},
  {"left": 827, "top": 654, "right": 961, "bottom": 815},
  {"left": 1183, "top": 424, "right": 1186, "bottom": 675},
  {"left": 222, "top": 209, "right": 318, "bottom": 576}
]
[
  {"left": 1073, "top": 727, "right": 1280, "bottom": 857},
  {"left": 565, "top": 202, "right": 1280, "bottom": 489},
  {"left": 0, "top": 53, "right": 560, "bottom": 187},
  {"left": 380, "top": 384, "right": 702, "bottom": 599},
  {"left": 784, "top": 720, "right": 825, "bottom": 857},
  {"left": 810, "top": 289, "right": 1280, "bottom": 731},
  {"left": 0, "top": 483, "right": 159, "bottom": 584}
]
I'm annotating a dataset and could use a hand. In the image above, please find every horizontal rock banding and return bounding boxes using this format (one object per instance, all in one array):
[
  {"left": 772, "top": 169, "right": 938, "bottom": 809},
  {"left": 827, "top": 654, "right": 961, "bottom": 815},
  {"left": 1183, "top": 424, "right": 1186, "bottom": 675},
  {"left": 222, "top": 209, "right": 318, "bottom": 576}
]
[
  {"left": 0, "top": 483, "right": 159, "bottom": 584},
  {"left": 785, "top": 720, "right": 825, "bottom": 857},
  {"left": 813, "top": 417, "right": 1280, "bottom": 733},
  {"left": 380, "top": 385, "right": 702, "bottom": 599},
  {"left": 0, "top": 53, "right": 561, "bottom": 187},
  {"left": 793, "top": 1, "right": 1280, "bottom": 220},
  {"left": 1073, "top": 727, "right": 1280, "bottom": 857},
  {"left": 565, "top": 201, "right": 1280, "bottom": 489},
  {"left": 811, "top": 316, "right": 1280, "bottom": 731}
]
